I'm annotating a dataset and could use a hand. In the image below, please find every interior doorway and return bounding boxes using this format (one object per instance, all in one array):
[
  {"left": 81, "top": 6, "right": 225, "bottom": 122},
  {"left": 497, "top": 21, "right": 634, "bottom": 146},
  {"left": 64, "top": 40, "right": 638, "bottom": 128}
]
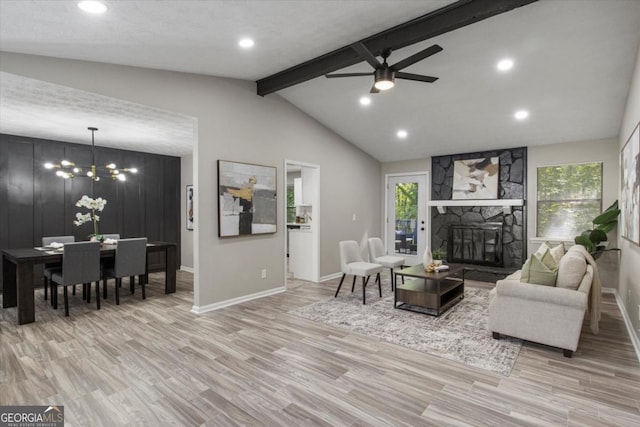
[
  {"left": 385, "top": 173, "right": 428, "bottom": 266},
  {"left": 284, "top": 160, "right": 320, "bottom": 285}
]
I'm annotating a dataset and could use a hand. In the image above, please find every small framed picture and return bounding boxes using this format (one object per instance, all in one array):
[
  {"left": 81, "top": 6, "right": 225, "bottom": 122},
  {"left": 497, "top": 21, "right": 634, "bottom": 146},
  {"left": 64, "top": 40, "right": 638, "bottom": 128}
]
[{"left": 186, "top": 185, "right": 194, "bottom": 230}]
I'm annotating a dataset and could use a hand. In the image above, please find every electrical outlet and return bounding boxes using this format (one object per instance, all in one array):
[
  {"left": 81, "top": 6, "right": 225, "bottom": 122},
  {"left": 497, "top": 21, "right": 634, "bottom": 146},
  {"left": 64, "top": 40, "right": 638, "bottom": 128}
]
[{"left": 261, "top": 269, "right": 267, "bottom": 279}]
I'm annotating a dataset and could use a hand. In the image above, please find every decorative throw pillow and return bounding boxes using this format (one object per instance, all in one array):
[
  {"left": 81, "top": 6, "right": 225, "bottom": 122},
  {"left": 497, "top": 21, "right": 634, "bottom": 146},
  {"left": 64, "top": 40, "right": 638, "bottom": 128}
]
[
  {"left": 520, "top": 248, "right": 558, "bottom": 286},
  {"left": 556, "top": 252, "right": 587, "bottom": 290},
  {"left": 536, "top": 241, "right": 565, "bottom": 266}
]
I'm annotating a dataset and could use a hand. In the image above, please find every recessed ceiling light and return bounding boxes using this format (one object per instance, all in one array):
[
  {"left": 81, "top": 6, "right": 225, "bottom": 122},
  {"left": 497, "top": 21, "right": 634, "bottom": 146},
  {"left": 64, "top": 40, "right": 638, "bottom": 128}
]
[
  {"left": 497, "top": 58, "right": 514, "bottom": 72},
  {"left": 78, "top": 1, "right": 107, "bottom": 14},
  {"left": 359, "top": 96, "right": 371, "bottom": 106},
  {"left": 397, "top": 129, "right": 408, "bottom": 139},
  {"left": 238, "top": 38, "right": 255, "bottom": 49},
  {"left": 514, "top": 109, "right": 529, "bottom": 120}
]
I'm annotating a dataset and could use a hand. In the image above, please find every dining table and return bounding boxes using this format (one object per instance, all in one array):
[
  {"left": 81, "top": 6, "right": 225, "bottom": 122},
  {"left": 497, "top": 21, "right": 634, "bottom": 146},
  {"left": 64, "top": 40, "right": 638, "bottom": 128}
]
[{"left": 1, "top": 241, "right": 177, "bottom": 325}]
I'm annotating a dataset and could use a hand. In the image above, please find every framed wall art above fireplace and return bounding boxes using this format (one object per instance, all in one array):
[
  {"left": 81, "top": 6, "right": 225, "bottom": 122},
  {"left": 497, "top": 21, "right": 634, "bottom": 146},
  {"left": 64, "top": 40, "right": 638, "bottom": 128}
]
[{"left": 452, "top": 157, "right": 499, "bottom": 200}]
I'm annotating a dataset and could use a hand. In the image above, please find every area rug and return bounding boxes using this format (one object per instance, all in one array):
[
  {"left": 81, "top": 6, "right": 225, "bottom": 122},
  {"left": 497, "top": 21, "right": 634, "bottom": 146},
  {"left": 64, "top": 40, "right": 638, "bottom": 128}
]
[{"left": 290, "top": 284, "right": 522, "bottom": 376}]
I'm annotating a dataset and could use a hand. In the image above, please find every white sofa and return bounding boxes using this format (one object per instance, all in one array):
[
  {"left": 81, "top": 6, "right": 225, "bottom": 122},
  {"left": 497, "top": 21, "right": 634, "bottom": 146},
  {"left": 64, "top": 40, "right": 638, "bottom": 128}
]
[{"left": 488, "top": 244, "right": 597, "bottom": 357}]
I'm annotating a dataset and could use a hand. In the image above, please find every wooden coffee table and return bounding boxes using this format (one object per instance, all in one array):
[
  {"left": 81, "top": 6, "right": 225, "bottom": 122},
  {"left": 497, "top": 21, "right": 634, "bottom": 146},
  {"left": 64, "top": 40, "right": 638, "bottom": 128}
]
[{"left": 394, "top": 264, "right": 464, "bottom": 316}]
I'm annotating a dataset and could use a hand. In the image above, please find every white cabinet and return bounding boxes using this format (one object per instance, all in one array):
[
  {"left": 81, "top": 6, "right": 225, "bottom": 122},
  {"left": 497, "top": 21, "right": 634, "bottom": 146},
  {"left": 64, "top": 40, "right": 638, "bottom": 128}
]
[
  {"left": 293, "top": 168, "right": 317, "bottom": 207},
  {"left": 289, "top": 228, "right": 314, "bottom": 281},
  {"left": 294, "top": 177, "right": 303, "bottom": 206},
  {"left": 301, "top": 168, "right": 316, "bottom": 205}
]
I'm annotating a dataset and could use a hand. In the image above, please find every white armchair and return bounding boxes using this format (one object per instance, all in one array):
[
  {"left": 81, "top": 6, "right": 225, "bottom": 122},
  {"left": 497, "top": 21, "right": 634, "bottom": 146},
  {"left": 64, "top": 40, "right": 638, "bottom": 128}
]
[{"left": 335, "top": 240, "right": 383, "bottom": 304}]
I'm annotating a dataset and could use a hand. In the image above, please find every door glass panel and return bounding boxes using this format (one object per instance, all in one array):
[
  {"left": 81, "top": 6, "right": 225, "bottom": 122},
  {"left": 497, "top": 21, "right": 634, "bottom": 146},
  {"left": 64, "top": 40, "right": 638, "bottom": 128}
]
[{"left": 394, "top": 182, "right": 418, "bottom": 255}]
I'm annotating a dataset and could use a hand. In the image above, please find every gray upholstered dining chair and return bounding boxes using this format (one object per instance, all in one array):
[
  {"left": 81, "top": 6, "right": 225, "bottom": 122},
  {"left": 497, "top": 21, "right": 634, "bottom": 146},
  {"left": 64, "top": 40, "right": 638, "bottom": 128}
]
[
  {"left": 368, "top": 237, "right": 405, "bottom": 291},
  {"left": 50, "top": 241, "right": 101, "bottom": 316},
  {"left": 42, "top": 235, "right": 75, "bottom": 302},
  {"left": 102, "top": 238, "right": 148, "bottom": 304},
  {"left": 335, "top": 240, "right": 383, "bottom": 305}
]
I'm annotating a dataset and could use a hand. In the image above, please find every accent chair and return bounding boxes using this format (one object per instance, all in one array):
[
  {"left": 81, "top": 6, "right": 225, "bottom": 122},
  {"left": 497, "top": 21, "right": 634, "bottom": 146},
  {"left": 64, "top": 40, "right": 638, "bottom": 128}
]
[{"left": 335, "top": 240, "right": 383, "bottom": 304}]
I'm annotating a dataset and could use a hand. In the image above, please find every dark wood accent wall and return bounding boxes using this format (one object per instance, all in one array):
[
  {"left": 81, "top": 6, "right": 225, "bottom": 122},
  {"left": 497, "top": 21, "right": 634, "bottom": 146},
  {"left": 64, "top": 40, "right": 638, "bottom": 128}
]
[{"left": 0, "top": 133, "right": 181, "bottom": 291}]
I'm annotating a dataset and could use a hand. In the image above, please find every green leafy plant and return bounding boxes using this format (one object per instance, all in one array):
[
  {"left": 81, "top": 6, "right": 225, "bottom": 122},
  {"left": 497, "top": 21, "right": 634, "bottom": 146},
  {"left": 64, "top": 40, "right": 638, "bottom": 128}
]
[
  {"left": 574, "top": 200, "right": 620, "bottom": 259},
  {"left": 431, "top": 249, "right": 446, "bottom": 260}
]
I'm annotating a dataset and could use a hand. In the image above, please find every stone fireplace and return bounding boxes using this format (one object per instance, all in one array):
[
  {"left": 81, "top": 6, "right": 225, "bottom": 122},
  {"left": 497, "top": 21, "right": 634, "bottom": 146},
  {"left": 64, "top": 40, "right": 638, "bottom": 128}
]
[{"left": 431, "top": 147, "right": 527, "bottom": 270}]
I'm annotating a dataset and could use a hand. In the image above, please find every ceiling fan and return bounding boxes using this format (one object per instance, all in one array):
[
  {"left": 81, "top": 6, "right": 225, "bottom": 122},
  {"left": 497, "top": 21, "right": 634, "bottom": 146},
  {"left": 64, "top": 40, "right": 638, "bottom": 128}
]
[{"left": 325, "top": 42, "right": 442, "bottom": 93}]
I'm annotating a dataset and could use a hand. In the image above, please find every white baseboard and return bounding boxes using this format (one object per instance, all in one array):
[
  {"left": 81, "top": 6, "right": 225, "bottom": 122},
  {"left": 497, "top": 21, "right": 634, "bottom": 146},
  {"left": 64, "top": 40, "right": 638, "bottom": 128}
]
[
  {"left": 603, "top": 287, "right": 640, "bottom": 363},
  {"left": 320, "top": 272, "right": 342, "bottom": 282},
  {"left": 190, "top": 286, "right": 286, "bottom": 315},
  {"left": 180, "top": 266, "right": 194, "bottom": 273}
]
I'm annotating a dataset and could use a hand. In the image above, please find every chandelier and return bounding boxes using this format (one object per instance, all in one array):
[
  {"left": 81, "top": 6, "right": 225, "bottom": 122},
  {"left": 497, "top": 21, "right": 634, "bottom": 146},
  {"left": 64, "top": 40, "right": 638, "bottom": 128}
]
[{"left": 44, "top": 127, "right": 138, "bottom": 181}]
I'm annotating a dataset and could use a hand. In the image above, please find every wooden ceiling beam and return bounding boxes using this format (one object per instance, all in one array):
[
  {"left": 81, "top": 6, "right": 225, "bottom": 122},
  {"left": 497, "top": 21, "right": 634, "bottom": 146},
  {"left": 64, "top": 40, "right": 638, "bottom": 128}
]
[{"left": 256, "top": 0, "right": 537, "bottom": 96}]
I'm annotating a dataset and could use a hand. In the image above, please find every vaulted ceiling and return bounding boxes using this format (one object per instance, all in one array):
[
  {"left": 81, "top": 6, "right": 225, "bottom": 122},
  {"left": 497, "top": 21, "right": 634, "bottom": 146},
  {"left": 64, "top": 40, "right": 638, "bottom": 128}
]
[{"left": 1, "top": 0, "right": 639, "bottom": 161}]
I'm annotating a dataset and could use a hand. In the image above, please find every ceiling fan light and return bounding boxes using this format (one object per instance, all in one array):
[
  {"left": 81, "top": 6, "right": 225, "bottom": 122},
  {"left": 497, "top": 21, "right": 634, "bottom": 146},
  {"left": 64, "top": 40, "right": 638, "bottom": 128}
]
[
  {"left": 78, "top": 1, "right": 107, "bottom": 14},
  {"left": 374, "top": 80, "right": 394, "bottom": 91},
  {"left": 374, "top": 68, "right": 395, "bottom": 91}
]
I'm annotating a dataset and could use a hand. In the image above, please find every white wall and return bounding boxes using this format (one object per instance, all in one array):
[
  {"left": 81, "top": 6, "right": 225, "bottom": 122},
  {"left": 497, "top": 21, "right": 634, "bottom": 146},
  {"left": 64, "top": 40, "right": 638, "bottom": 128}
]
[
  {"left": 181, "top": 154, "right": 194, "bottom": 270},
  {"left": 0, "top": 52, "right": 381, "bottom": 310},
  {"left": 618, "top": 42, "right": 640, "bottom": 338}
]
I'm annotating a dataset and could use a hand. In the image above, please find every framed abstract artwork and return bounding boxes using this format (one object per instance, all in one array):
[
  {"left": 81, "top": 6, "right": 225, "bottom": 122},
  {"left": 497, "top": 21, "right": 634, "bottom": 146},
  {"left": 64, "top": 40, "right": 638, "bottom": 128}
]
[
  {"left": 452, "top": 157, "right": 500, "bottom": 199},
  {"left": 620, "top": 122, "right": 639, "bottom": 246},
  {"left": 186, "top": 185, "right": 194, "bottom": 230},
  {"left": 218, "top": 160, "right": 277, "bottom": 237}
]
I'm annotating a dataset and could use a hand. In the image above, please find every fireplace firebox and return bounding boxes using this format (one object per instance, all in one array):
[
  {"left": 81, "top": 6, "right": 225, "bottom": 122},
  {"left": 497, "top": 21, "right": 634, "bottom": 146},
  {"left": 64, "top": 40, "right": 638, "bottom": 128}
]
[{"left": 447, "top": 222, "right": 503, "bottom": 267}]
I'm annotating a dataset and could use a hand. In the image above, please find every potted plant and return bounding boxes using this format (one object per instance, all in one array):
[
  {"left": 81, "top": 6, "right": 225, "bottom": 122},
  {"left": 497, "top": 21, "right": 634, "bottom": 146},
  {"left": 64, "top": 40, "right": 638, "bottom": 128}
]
[
  {"left": 73, "top": 195, "right": 107, "bottom": 242},
  {"left": 574, "top": 200, "right": 621, "bottom": 260},
  {"left": 431, "top": 249, "right": 446, "bottom": 265}
]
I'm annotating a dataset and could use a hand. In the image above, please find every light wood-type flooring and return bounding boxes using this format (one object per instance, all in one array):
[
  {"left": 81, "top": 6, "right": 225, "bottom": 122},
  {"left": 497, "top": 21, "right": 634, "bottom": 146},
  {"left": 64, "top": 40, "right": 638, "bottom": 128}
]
[{"left": 1, "top": 271, "right": 639, "bottom": 426}]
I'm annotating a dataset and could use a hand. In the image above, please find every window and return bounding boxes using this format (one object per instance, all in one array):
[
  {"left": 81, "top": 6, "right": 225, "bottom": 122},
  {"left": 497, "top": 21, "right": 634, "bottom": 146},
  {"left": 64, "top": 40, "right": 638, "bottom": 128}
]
[{"left": 537, "top": 162, "right": 602, "bottom": 237}]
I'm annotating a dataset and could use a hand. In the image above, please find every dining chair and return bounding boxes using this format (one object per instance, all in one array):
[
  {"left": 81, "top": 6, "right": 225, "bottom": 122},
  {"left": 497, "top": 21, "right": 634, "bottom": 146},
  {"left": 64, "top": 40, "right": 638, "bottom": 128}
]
[
  {"left": 368, "top": 237, "right": 405, "bottom": 291},
  {"left": 335, "top": 240, "right": 383, "bottom": 304},
  {"left": 41, "top": 235, "right": 75, "bottom": 303},
  {"left": 102, "top": 238, "right": 148, "bottom": 304},
  {"left": 50, "top": 241, "right": 101, "bottom": 316}
]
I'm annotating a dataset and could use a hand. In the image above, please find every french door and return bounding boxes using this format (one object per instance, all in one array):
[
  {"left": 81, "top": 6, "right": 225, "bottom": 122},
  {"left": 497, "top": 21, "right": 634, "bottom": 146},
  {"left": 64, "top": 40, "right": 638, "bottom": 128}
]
[{"left": 386, "top": 173, "right": 428, "bottom": 266}]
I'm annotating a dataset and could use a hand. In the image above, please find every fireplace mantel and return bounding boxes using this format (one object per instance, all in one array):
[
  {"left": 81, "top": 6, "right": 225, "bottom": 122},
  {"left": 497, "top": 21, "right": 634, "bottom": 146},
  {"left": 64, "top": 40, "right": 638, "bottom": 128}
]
[{"left": 428, "top": 199, "right": 524, "bottom": 207}]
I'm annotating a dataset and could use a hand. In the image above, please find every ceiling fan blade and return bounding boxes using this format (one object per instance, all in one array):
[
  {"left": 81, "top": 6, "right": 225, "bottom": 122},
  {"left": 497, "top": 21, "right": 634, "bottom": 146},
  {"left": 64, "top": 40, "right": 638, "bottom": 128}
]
[
  {"left": 325, "top": 72, "right": 372, "bottom": 78},
  {"left": 351, "top": 42, "right": 382, "bottom": 69},
  {"left": 391, "top": 44, "right": 443, "bottom": 71},
  {"left": 396, "top": 72, "right": 438, "bottom": 83},
  {"left": 369, "top": 84, "right": 380, "bottom": 94}
]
